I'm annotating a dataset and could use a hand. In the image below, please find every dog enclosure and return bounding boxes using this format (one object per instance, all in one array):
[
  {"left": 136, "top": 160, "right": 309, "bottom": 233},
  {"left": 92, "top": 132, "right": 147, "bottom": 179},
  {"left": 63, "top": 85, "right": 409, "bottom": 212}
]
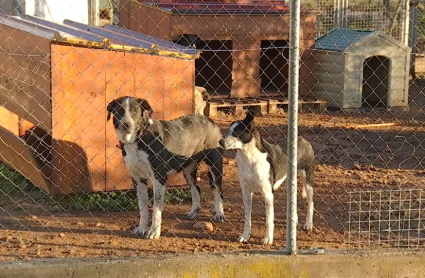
[
  {"left": 2, "top": 0, "right": 425, "bottom": 267},
  {"left": 312, "top": 28, "right": 411, "bottom": 111},
  {"left": 0, "top": 14, "right": 197, "bottom": 195},
  {"left": 119, "top": 0, "right": 317, "bottom": 99}
]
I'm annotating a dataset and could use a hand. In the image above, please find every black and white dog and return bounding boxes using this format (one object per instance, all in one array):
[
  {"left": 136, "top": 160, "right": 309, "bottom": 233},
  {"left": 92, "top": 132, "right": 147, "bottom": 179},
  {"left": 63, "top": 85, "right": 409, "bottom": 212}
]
[
  {"left": 107, "top": 96, "right": 225, "bottom": 239},
  {"left": 219, "top": 111, "right": 315, "bottom": 245}
]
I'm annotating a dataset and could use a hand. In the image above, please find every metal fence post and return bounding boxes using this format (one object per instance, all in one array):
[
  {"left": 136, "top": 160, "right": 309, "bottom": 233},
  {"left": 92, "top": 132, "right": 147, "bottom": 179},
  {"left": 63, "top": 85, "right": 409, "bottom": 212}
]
[
  {"left": 401, "top": 0, "right": 411, "bottom": 46},
  {"left": 334, "top": 0, "right": 348, "bottom": 28},
  {"left": 286, "top": 0, "right": 301, "bottom": 255}
]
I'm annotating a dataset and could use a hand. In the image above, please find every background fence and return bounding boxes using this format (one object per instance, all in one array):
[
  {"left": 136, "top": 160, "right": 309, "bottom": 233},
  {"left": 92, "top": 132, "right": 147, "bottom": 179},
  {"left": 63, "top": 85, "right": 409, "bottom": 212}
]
[{"left": 0, "top": 0, "right": 425, "bottom": 261}]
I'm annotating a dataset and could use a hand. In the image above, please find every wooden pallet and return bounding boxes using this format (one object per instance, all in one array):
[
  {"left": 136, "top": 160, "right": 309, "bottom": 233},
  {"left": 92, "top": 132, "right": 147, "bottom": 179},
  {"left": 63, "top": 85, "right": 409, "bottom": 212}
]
[
  {"left": 206, "top": 97, "right": 327, "bottom": 117},
  {"left": 267, "top": 98, "right": 328, "bottom": 114},
  {"left": 206, "top": 99, "right": 268, "bottom": 117}
]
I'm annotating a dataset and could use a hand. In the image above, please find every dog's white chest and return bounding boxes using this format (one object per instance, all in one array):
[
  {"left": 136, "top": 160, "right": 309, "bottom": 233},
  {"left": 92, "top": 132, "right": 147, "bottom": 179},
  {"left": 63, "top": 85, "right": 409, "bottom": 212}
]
[
  {"left": 123, "top": 143, "right": 154, "bottom": 180},
  {"left": 236, "top": 141, "right": 271, "bottom": 192}
]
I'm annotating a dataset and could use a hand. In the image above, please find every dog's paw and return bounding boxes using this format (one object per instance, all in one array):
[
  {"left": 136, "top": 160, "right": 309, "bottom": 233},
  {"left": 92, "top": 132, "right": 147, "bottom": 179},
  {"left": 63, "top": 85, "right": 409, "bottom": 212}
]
[
  {"left": 130, "top": 226, "right": 147, "bottom": 236},
  {"left": 212, "top": 209, "right": 226, "bottom": 222},
  {"left": 261, "top": 237, "right": 273, "bottom": 245},
  {"left": 238, "top": 235, "right": 249, "bottom": 243},
  {"left": 145, "top": 227, "right": 161, "bottom": 240},
  {"left": 185, "top": 208, "right": 200, "bottom": 220},
  {"left": 303, "top": 221, "right": 313, "bottom": 231}
]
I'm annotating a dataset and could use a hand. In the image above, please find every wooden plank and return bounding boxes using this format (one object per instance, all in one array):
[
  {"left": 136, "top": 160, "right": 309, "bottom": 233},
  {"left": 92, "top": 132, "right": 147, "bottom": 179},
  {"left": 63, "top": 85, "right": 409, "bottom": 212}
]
[
  {"left": 351, "top": 123, "right": 400, "bottom": 129},
  {"left": 0, "top": 24, "right": 52, "bottom": 132},
  {"left": 163, "top": 57, "right": 195, "bottom": 120},
  {"left": 0, "top": 126, "right": 51, "bottom": 193},
  {"left": 209, "top": 100, "right": 266, "bottom": 108},
  {"left": 171, "top": 14, "right": 292, "bottom": 39},
  {"left": 170, "top": 13, "right": 315, "bottom": 41},
  {"left": 207, "top": 104, "right": 218, "bottom": 117},
  {"left": 208, "top": 97, "right": 327, "bottom": 115},
  {"left": 268, "top": 99, "right": 279, "bottom": 114},
  {"left": 133, "top": 54, "right": 166, "bottom": 118},
  {"left": 163, "top": 57, "right": 195, "bottom": 187},
  {"left": 105, "top": 51, "right": 140, "bottom": 192},
  {"left": 51, "top": 45, "right": 107, "bottom": 195},
  {"left": 206, "top": 99, "right": 268, "bottom": 117},
  {"left": 0, "top": 106, "right": 19, "bottom": 136},
  {"left": 232, "top": 102, "right": 267, "bottom": 116}
]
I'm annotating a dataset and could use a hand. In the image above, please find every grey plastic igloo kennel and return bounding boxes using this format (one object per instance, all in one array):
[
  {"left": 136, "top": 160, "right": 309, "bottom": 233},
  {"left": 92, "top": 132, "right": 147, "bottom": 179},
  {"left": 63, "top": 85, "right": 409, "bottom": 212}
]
[{"left": 312, "top": 28, "right": 411, "bottom": 111}]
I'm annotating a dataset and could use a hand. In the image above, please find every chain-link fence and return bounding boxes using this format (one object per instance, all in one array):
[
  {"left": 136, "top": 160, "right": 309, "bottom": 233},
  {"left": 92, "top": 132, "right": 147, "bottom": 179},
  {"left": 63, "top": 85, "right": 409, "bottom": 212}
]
[{"left": 1, "top": 0, "right": 425, "bottom": 262}]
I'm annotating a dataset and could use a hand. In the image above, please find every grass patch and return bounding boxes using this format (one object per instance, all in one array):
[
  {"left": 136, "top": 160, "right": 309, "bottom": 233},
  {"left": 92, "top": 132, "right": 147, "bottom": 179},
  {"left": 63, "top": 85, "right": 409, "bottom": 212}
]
[
  {"left": 0, "top": 163, "right": 35, "bottom": 193},
  {"left": 0, "top": 162, "right": 198, "bottom": 212},
  {"left": 165, "top": 187, "right": 195, "bottom": 204},
  {"left": 61, "top": 191, "right": 139, "bottom": 211},
  {"left": 0, "top": 162, "right": 52, "bottom": 208},
  {"left": 55, "top": 187, "right": 199, "bottom": 212}
]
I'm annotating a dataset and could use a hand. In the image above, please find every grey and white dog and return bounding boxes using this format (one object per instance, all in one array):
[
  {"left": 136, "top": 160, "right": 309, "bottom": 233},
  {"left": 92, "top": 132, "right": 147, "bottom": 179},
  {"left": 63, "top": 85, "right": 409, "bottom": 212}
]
[
  {"left": 107, "top": 96, "right": 225, "bottom": 239},
  {"left": 219, "top": 110, "right": 315, "bottom": 245}
]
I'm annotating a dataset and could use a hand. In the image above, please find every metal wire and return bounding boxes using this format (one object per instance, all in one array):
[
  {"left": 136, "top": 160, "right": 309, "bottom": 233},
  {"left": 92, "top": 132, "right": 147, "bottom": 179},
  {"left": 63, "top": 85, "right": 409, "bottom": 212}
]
[{"left": 0, "top": 0, "right": 424, "bottom": 262}]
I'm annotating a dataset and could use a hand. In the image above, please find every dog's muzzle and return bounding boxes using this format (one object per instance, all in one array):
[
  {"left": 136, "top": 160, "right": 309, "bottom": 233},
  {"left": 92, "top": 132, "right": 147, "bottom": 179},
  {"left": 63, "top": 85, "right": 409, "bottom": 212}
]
[
  {"left": 117, "top": 129, "right": 136, "bottom": 144},
  {"left": 219, "top": 137, "right": 242, "bottom": 150},
  {"left": 123, "top": 133, "right": 135, "bottom": 144}
]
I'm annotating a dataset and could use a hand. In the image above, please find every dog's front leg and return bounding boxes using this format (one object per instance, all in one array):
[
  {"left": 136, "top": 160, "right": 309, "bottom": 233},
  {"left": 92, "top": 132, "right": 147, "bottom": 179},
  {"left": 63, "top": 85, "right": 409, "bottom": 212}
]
[
  {"left": 146, "top": 177, "right": 166, "bottom": 239},
  {"left": 238, "top": 184, "right": 252, "bottom": 243},
  {"left": 262, "top": 190, "right": 274, "bottom": 245},
  {"left": 131, "top": 178, "right": 149, "bottom": 235}
]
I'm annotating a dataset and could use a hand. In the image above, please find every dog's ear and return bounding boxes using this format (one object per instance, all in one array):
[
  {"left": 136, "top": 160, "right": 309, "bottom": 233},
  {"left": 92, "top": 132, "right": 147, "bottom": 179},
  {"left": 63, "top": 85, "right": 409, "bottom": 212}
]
[
  {"left": 243, "top": 109, "right": 258, "bottom": 131},
  {"left": 137, "top": 98, "right": 154, "bottom": 117},
  {"left": 243, "top": 109, "right": 256, "bottom": 124},
  {"left": 107, "top": 99, "right": 120, "bottom": 121},
  {"left": 141, "top": 110, "right": 152, "bottom": 125}
]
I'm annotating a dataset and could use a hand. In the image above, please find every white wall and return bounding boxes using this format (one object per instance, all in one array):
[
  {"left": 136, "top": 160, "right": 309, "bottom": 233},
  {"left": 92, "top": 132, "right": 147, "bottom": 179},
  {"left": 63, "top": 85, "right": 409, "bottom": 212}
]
[{"left": 4, "top": 0, "right": 91, "bottom": 24}]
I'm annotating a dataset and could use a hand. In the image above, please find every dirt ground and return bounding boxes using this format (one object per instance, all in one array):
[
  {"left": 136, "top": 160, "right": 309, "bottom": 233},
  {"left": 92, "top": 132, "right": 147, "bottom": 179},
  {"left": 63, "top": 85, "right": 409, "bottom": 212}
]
[{"left": 1, "top": 82, "right": 425, "bottom": 261}]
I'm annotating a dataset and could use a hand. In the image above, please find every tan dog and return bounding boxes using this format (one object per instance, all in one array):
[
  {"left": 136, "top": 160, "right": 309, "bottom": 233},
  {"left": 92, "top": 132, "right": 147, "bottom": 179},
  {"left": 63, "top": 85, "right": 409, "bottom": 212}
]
[{"left": 194, "top": 86, "right": 211, "bottom": 115}]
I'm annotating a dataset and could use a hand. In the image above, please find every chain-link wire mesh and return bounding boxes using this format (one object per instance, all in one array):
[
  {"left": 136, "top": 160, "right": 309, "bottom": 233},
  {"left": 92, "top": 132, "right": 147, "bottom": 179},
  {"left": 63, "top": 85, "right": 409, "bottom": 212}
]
[
  {"left": 1, "top": 0, "right": 425, "bottom": 262},
  {"left": 349, "top": 189, "right": 425, "bottom": 249}
]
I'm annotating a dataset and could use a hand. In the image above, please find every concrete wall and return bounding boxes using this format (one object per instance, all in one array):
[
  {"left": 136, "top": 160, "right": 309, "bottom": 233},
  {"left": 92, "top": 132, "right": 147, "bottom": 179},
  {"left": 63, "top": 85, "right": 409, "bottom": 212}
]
[{"left": 1, "top": 250, "right": 425, "bottom": 278}]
